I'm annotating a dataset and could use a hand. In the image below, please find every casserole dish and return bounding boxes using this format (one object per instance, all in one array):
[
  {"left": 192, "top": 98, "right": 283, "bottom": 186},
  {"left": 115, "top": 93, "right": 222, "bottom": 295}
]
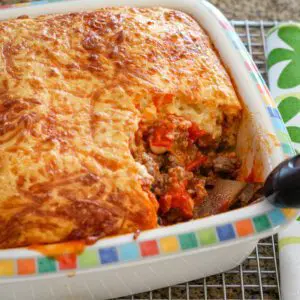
[{"left": 0, "top": 0, "right": 297, "bottom": 299}]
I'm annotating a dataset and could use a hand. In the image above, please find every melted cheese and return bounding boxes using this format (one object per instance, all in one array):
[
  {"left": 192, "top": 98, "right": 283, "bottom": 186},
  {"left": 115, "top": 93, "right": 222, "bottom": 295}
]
[{"left": 0, "top": 7, "right": 241, "bottom": 248}]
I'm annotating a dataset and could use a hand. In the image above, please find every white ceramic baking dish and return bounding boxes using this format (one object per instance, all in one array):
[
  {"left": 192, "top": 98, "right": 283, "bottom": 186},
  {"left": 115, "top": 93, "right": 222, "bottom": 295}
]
[{"left": 0, "top": 0, "right": 297, "bottom": 299}]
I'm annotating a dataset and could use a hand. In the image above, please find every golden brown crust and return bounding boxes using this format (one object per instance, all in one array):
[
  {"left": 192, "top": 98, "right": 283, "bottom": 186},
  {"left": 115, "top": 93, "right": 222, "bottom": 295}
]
[{"left": 0, "top": 7, "right": 241, "bottom": 248}]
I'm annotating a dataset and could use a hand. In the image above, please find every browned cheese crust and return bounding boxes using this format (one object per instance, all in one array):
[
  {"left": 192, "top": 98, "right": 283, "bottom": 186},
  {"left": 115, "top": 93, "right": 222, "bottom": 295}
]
[{"left": 0, "top": 7, "right": 241, "bottom": 248}]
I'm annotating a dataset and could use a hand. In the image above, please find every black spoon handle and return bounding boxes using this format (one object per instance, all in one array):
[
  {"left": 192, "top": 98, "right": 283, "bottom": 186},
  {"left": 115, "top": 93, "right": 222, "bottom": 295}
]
[
  {"left": 264, "top": 154, "right": 300, "bottom": 208},
  {"left": 267, "top": 189, "right": 300, "bottom": 208}
]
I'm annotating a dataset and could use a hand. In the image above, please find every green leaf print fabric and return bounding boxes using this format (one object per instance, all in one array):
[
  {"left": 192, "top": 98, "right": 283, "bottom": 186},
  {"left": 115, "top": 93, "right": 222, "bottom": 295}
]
[
  {"left": 277, "top": 96, "right": 300, "bottom": 123},
  {"left": 267, "top": 24, "right": 300, "bottom": 152},
  {"left": 267, "top": 25, "right": 300, "bottom": 300},
  {"left": 268, "top": 26, "right": 300, "bottom": 89}
]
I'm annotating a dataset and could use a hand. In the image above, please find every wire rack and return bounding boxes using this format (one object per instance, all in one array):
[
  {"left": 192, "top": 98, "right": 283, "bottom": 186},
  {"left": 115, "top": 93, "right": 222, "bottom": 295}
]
[{"left": 116, "top": 20, "right": 282, "bottom": 300}]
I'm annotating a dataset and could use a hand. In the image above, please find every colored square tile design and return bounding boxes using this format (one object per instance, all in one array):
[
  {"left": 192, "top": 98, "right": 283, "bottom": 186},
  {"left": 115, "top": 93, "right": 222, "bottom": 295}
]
[
  {"left": 15, "top": 2, "right": 28, "bottom": 7},
  {"left": 256, "top": 71, "right": 264, "bottom": 83},
  {"left": 230, "top": 38, "right": 240, "bottom": 50},
  {"left": 267, "top": 107, "right": 281, "bottom": 119},
  {"left": 282, "top": 208, "right": 298, "bottom": 219},
  {"left": 235, "top": 219, "right": 254, "bottom": 237},
  {"left": 119, "top": 243, "right": 140, "bottom": 261},
  {"left": 99, "top": 247, "right": 118, "bottom": 264},
  {"left": 160, "top": 236, "right": 179, "bottom": 253},
  {"left": 0, "top": 5, "right": 11, "bottom": 9},
  {"left": 216, "top": 224, "right": 235, "bottom": 241},
  {"left": 278, "top": 131, "right": 292, "bottom": 142},
  {"left": 197, "top": 227, "right": 218, "bottom": 245},
  {"left": 0, "top": 260, "right": 14, "bottom": 276},
  {"left": 263, "top": 94, "right": 274, "bottom": 107},
  {"left": 265, "top": 87, "right": 272, "bottom": 98},
  {"left": 140, "top": 240, "right": 159, "bottom": 257},
  {"left": 244, "top": 61, "right": 252, "bottom": 71},
  {"left": 253, "top": 215, "right": 271, "bottom": 232},
  {"left": 272, "top": 120, "right": 287, "bottom": 132},
  {"left": 219, "top": 21, "right": 227, "bottom": 29},
  {"left": 37, "top": 257, "right": 56, "bottom": 273},
  {"left": 17, "top": 258, "right": 36, "bottom": 275},
  {"left": 257, "top": 83, "right": 265, "bottom": 94},
  {"left": 251, "top": 61, "right": 259, "bottom": 73},
  {"left": 179, "top": 233, "right": 198, "bottom": 250},
  {"left": 32, "top": 0, "right": 48, "bottom": 5},
  {"left": 250, "top": 72, "right": 257, "bottom": 82},
  {"left": 268, "top": 209, "right": 286, "bottom": 226},
  {"left": 240, "top": 49, "right": 250, "bottom": 59},
  {"left": 78, "top": 250, "right": 99, "bottom": 268},
  {"left": 58, "top": 254, "right": 77, "bottom": 270},
  {"left": 281, "top": 143, "right": 295, "bottom": 155}
]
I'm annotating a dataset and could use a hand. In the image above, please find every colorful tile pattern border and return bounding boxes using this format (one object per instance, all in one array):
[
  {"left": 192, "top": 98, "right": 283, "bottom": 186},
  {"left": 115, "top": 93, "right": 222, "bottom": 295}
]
[
  {"left": 0, "top": 207, "right": 295, "bottom": 278},
  {"left": 0, "top": 0, "right": 298, "bottom": 279}
]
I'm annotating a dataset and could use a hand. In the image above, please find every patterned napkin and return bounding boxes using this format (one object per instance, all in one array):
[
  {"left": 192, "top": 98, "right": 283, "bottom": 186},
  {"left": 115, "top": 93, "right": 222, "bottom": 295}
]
[
  {"left": 267, "top": 24, "right": 300, "bottom": 152},
  {"left": 267, "top": 24, "right": 300, "bottom": 300}
]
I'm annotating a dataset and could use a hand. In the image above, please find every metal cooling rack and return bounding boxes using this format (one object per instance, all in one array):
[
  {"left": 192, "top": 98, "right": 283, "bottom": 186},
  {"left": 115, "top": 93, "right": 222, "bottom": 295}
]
[{"left": 116, "top": 20, "right": 283, "bottom": 300}]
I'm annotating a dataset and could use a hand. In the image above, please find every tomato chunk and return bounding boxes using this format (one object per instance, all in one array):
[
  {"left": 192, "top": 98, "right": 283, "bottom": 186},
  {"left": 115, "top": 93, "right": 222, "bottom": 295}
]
[
  {"left": 188, "top": 122, "right": 206, "bottom": 143},
  {"left": 149, "top": 122, "right": 174, "bottom": 151},
  {"left": 159, "top": 182, "right": 194, "bottom": 218}
]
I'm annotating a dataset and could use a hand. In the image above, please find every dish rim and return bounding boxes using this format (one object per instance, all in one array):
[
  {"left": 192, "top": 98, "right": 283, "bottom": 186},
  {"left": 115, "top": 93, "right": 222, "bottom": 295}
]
[{"left": 0, "top": 0, "right": 297, "bottom": 281}]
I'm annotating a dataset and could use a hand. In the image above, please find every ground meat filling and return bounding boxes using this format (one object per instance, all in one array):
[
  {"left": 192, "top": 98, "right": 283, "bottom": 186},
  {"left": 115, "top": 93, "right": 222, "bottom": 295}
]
[{"left": 132, "top": 116, "right": 241, "bottom": 224}]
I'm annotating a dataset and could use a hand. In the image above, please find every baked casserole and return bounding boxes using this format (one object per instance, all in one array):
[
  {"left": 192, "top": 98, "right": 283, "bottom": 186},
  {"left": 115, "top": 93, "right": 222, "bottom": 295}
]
[{"left": 0, "top": 7, "right": 244, "bottom": 248}]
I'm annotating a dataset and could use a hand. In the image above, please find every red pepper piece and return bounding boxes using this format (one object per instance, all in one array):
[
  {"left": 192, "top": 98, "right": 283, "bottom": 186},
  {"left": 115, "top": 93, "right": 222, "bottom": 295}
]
[{"left": 186, "top": 155, "right": 208, "bottom": 171}]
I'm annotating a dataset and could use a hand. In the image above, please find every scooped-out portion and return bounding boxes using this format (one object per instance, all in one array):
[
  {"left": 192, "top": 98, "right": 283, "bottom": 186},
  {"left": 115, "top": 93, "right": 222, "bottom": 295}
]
[{"left": 131, "top": 114, "right": 261, "bottom": 225}]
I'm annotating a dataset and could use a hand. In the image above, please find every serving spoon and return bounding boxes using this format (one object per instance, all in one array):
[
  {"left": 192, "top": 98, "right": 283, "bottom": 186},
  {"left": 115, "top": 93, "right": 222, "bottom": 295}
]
[{"left": 264, "top": 154, "right": 300, "bottom": 208}]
